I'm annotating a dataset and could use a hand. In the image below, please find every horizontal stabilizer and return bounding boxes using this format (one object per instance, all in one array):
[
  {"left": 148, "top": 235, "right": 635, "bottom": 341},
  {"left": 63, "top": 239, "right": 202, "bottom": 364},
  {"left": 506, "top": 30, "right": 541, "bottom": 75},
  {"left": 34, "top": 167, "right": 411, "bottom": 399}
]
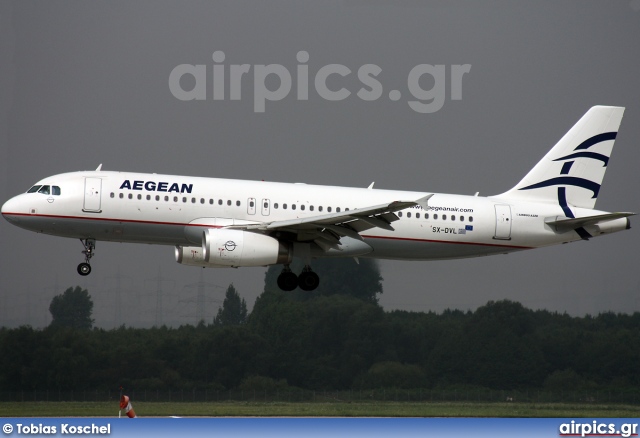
[{"left": 545, "top": 212, "right": 635, "bottom": 232}]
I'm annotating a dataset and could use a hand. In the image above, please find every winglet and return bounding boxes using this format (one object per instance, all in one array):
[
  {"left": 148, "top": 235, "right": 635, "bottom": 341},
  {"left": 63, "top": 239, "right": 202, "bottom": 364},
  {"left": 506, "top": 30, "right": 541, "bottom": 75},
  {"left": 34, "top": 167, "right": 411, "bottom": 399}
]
[
  {"left": 95, "top": 164, "right": 103, "bottom": 171},
  {"left": 415, "top": 194, "right": 434, "bottom": 210}
]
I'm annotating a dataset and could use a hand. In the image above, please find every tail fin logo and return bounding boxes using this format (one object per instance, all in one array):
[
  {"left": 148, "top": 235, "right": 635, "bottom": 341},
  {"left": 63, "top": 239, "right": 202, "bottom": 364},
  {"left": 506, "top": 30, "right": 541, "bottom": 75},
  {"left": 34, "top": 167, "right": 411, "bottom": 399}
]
[
  {"left": 518, "top": 132, "right": 617, "bottom": 217},
  {"left": 497, "top": 106, "right": 624, "bottom": 231}
]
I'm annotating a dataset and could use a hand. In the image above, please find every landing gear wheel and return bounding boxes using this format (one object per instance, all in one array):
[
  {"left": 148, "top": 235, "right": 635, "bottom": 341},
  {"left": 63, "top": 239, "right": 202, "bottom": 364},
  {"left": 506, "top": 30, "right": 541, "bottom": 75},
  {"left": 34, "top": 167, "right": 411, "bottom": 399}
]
[
  {"left": 277, "top": 271, "right": 299, "bottom": 291},
  {"left": 77, "top": 262, "right": 91, "bottom": 276},
  {"left": 298, "top": 270, "right": 320, "bottom": 291},
  {"left": 78, "top": 238, "right": 96, "bottom": 276}
]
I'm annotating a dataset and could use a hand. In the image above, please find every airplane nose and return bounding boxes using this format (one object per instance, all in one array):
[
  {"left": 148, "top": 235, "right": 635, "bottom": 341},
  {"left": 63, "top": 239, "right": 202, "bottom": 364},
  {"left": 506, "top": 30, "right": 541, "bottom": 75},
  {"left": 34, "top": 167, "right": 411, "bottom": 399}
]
[
  {"left": 2, "top": 195, "right": 24, "bottom": 222},
  {"left": 1, "top": 197, "right": 11, "bottom": 215}
]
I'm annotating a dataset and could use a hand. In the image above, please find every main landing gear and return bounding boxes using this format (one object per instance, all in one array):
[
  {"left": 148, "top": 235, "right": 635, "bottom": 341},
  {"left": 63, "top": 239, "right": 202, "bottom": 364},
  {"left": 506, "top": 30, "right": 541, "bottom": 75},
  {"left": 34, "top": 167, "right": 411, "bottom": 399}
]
[
  {"left": 277, "top": 264, "right": 320, "bottom": 291},
  {"left": 77, "top": 238, "right": 95, "bottom": 276}
]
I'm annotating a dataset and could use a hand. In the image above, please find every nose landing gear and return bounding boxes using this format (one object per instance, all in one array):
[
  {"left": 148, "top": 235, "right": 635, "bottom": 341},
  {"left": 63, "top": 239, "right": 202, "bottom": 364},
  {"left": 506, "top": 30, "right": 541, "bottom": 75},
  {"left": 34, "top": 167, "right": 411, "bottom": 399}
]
[{"left": 77, "top": 238, "right": 96, "bottom": 276}]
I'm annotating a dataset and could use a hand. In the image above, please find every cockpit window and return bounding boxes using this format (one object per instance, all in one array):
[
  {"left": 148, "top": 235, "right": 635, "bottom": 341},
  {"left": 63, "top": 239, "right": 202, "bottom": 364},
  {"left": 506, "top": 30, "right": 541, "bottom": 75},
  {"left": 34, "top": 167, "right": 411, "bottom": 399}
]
[{"left": 27, "top": 184, "right": 60, "bottom": 195}]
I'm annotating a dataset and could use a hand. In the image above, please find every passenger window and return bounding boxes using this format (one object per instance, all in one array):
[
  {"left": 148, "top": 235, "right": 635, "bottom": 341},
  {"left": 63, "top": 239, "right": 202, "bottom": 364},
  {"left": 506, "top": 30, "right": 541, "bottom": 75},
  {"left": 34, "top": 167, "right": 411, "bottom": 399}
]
[
  {"left": 250, "top": 201, "right": 255, "bottom": 207},
  {"left": 156, "top": 195, "right": 160, "bottom": 201},
  {"left": 110, "top": 192, "right": 114, "bottom": 198},
  {"left": 128, "top": 194, "right": 133, "bottom": 199},
  {"left": 310, "top": 206, "right": 314, "bottom": 211},
  {"left": 460, "top": 216, "right": 464, "bottom": 222},
  {"left": 283, "top": 203, "right": 287, "bottom": 209},
  {"left": 274, "top": 203, "right": 279, "bottom": 209},
  {"left": 138, "top": 194, "right": 142, "bottom": 200},
  {"left": 27, "top": 185, "right": 42, "bottom": 193},
  {"left": 469, "top": 216, "right": 474, "bottom": 222},
  {"left": 119, "top": 193, "right": 124, "bottom": 199},
  {"left": 425, "top": 213, "right": 429, "bottom": 219},
  {"left": 327, "top": 207, "right": 332, "bottom": 212},
  {"left": 38, "top": 185, "right": 50, "bottom": 195},
  {"left": 192, "top": 198, "right": 196, "bottom": 203},
  {"left": 209, "top": 199, "right": 214, "bottom": 205},
  {"left": 165, "top": 196, "right": 169, "bottom": 202},
  {"left": 301, "top": 205, "right": 305, "bottom": 211},
  {"left": 264, "top": 202, "right": 268, "bottom": 208},
  {"left": 236, "top": 200, "right": 240, "bottom": 206},
  {"left": 336, "top": 207, "right": 341, "bottom": 212},
  {"left": 398, "top": 212, "right": 403, "bottom": 217},
  {"left": 200, "top": 198, "right": 205, "bottom": 204},
  {"left": 319, "top": 206, "right": 323, "bottom": 212},
  {"left": 147, "top": 195, "right": 151, "bottom": 200},
  {"left": 451, "top": 215, "right": 456, "bottom": 221},
  {"left": 174, "top": 196, "right": 178, "bottom": 202},
  {"left": 292, "top": 204, "right": 296, "bottom": 210},
  {"left": 218, "top": 199, "right": 223, "bottom": 205},
  {"left": 407, "top": 212, "right": 412, "bottom": 218},
  {"left": 434, "top": 214, "right": 438, "bottom": 219},
  {"left": 416, "top": 213, "right": 420, "bottom": 219},
  {"left": 52, "top": 186, "right": 61, "bottom": 196},
  {"left": 443, "top": 214, "right": 447, "bottom": 220}
]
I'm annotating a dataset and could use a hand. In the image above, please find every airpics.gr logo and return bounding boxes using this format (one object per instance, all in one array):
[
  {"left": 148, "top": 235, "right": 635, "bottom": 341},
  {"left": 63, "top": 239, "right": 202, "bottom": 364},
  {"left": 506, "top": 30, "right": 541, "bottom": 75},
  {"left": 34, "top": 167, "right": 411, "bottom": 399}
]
[
  {"left": 559, "top": 420, "right": 638, "bottom": 438},
  {"left": 168, "top": 50, "right": 471, "bottom": 113}
]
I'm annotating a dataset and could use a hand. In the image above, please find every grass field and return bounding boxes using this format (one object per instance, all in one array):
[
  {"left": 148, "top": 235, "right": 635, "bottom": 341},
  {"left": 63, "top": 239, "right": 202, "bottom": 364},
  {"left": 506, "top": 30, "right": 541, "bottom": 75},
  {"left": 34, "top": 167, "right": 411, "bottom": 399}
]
[{"left": 0, "top": 401, "right": 638, "bottom": 417}]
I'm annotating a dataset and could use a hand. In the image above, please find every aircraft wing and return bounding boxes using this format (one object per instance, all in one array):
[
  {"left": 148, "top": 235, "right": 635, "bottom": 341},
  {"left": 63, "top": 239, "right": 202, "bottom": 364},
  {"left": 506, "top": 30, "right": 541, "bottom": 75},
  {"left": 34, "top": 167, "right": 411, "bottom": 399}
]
[{"left": 229, "top": 194, "right": 434, "bottom": 250}]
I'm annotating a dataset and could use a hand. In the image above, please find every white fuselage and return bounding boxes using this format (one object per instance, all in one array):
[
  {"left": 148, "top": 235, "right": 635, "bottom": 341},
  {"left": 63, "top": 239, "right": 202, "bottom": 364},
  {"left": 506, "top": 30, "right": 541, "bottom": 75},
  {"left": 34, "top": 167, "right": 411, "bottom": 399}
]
[
  {"left": 1, "top": 106, "right": 632, "bottom": 291},
  {"left": 2, "top": 170, "right": 622, "bottom": 262}
]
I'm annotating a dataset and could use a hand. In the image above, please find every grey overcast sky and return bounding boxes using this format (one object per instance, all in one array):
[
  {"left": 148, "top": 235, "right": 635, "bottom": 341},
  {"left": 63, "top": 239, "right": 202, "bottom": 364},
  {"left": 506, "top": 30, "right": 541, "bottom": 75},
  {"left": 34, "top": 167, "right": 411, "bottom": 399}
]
[{"left": 1, "top": 1, "right": 639, "bottom": 328}]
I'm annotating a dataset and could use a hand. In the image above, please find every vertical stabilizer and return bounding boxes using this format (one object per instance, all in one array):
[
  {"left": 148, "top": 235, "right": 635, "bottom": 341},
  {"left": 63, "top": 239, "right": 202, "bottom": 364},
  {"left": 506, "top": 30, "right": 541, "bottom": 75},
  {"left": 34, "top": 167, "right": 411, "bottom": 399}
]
[{"left": 497, "top": 106, "right": 625, "bottom": 212}]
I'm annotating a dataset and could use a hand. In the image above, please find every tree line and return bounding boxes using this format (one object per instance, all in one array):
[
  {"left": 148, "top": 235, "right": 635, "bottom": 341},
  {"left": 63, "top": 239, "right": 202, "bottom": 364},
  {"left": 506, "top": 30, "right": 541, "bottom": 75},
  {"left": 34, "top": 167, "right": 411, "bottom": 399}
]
[{"left": 1, "top": 259, "right": 639, "bottom": 394}]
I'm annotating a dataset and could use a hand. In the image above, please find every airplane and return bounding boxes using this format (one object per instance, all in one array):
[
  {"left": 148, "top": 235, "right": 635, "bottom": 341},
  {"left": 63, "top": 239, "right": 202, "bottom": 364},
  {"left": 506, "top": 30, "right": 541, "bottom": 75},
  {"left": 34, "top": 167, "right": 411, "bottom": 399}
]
[{"left": 1, "top": 106, "right": 634, "bottom": 291}]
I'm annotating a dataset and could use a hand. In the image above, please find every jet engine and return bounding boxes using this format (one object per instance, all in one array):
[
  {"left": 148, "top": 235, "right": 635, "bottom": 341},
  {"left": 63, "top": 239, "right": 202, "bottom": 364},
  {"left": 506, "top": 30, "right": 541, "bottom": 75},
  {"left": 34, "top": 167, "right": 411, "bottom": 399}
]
[{"left": 201, "top": 228, "right": 292, "bottom": 267}]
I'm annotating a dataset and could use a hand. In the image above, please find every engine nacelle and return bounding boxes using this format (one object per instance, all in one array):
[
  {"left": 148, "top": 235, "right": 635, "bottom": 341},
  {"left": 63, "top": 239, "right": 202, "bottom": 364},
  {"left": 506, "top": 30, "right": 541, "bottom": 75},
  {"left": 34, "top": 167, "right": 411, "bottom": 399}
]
[
  {"left": 175, "top": 245, "right": 210, "bottom": 267},
  {"left": 202, "top": 228, "right": 292, "bottom": 267}
]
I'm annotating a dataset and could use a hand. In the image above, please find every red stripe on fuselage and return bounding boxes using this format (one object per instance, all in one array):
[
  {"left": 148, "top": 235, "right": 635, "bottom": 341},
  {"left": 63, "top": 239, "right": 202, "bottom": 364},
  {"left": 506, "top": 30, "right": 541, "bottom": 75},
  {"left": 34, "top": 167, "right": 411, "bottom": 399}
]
[
  {"left": 3, "top": 212, "right": 533, "bottom": 250},
  {"left": 2, "top": 212, "right": 219, "bottom": 228}
]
